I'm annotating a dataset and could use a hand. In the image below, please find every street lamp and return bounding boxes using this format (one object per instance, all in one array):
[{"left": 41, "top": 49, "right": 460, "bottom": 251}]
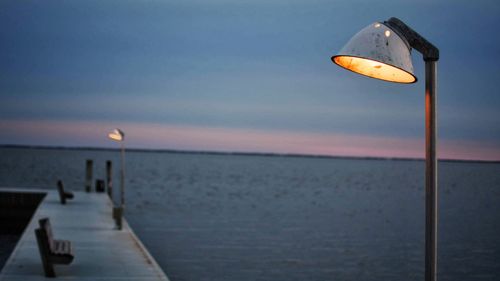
[
  {"left": 331, "top": 17, "right": 439, "bottom": 281},
  {"left": 108, "top": 128, "right": 125, "bottom": 230}
]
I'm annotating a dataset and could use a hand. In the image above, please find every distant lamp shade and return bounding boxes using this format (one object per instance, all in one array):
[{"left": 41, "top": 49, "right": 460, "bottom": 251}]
[
  {"left": 108, "top": 129, "right": 124, "bottom": 142},
  {"left": 332, "top": 22, "right": 417, "bottom": 83}
]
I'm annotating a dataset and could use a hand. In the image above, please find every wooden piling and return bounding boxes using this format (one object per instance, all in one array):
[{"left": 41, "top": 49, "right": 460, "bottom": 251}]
[{"left": 85, "top": 160, "right": 93, "bottom": 192}]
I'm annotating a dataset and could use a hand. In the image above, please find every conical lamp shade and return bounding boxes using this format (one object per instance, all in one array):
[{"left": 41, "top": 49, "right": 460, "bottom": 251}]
[
  {"left": 108, "top": 128, "right": 124, "bottom": 142},
  {"left": 332, "top": 22, "right": 417, "bottom": 83}
]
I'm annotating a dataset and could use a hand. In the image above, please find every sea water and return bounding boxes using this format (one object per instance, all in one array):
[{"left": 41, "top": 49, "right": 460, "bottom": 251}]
[{"left": 0, "top": 147, "right": 499, "bottom": 281}]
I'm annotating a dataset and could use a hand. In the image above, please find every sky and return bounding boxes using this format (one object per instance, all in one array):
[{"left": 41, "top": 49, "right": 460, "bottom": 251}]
[{"left": 1, "top": 0, "right": 500, "bottom": 160}]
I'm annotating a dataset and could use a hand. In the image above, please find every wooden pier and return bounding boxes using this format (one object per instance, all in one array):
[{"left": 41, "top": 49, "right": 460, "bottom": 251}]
[{"left": 0, "top": 188, "right": 169, "bottom": 281}]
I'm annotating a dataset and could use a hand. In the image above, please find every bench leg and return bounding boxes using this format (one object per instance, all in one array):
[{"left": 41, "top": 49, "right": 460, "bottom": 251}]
[{"left": 43, "top": 261, "right": 56, "bottom": 278}]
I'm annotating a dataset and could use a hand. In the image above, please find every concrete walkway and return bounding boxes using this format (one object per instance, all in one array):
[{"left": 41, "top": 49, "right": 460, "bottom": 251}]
[{"left": 0, "top": 189, "right": 169, "bottom": 281}]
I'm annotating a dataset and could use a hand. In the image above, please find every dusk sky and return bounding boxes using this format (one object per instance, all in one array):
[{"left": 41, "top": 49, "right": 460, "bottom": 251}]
[{"left": 1, "top": 0, "right": 500, "bottom": 160}]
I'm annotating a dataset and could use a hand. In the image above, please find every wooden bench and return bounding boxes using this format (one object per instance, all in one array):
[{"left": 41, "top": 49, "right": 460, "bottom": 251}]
[
  {"left": 34, "top": 218, "right": 74, "bottom": 277},
  {"left": 57, "top": 180, "right": 74, "bottom": 205}
]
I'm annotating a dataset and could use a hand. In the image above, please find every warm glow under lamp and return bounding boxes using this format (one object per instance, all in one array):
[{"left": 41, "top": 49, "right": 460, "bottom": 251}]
[{"left": 332, "top": 22, "right": 417, "bottom": 83}]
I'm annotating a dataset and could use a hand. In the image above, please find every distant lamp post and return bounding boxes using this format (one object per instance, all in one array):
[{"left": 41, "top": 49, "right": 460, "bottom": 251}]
[
  {"left": 108, "top": 128, "right": 125, "bottom": 230},
  {"left": 331, "top": 17, "right": 439, "bottom": 281}
]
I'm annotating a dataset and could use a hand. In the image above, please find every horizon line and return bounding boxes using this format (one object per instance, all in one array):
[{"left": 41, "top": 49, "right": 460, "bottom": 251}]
[{"left": 1, "top": 144, "right": 499, "bottom": 165}]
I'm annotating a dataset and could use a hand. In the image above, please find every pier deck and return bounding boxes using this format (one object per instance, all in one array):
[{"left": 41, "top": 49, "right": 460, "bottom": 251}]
[{"left": 0, "top": 188, "right": 169, "bottom": 281}]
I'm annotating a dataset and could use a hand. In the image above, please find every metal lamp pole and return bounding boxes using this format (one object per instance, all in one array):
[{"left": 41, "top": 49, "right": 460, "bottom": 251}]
[
  {"left": 425, "top": 59, "right": 438, "bottom": 281},
  {"left": 120, "top": 140, "right": 125, "bottom": 215},
  {"left": 108, "top": 128, "right": 125, "bottom": 230}
]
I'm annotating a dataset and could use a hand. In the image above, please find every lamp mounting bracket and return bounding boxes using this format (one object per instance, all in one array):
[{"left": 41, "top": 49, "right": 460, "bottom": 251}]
[{"left": 385, "top": 17, "right": 439, "bottom": 61}]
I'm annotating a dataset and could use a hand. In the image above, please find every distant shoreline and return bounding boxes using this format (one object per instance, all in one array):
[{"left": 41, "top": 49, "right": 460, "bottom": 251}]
[{"left": 1, "top": 144, "right": 499, "bottom": 164}]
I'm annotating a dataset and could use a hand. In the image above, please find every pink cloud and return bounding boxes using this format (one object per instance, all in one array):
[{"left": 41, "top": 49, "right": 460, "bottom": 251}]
[{"left": 1, "top": 119, "right": 499, "bottom": 161}]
